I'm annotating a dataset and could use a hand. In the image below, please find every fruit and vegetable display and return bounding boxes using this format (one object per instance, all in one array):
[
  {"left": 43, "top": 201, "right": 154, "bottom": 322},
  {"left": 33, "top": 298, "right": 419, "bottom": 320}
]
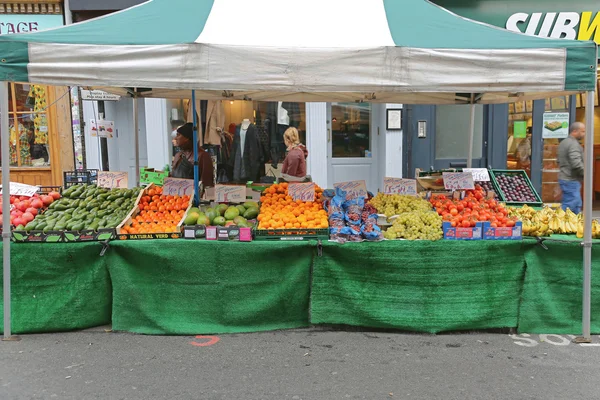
[
  {"left": 257, "top": 183, "right": 328, "bottom": 231},
  {"left": 493, "top": 173, "right": 539, "bottom": 203},
  {"left": 369, "top": 194, "right": 443, "bottom": 240},
  {"left": 183, "top": 201, "right": 259, "bottom": 228},
  {"left": 119, "top": 186, "right": 189, "bottom": 234},
  {"left": 507, "top": 205, "right": 583, "bottom": 237},
  {"left": 0, "top": 191, "right": 60, "bottom": 229},
  {"left": 328, "top": 188, "right": 383, "bottom": 242},
  {"left": 476, "top": 181, "right": 497, "bottom": 197},
  {"left": 22, "top": 184, "right": 140, "bottom": 233}
]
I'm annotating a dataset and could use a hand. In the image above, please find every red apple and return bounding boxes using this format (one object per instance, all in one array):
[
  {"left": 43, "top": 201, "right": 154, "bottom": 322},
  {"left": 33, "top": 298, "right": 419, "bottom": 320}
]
[
  {"left": 21, "top": 212, "right": 34, "bottom": 223},
  {"left": 9, "top": 196, "right": 15, "bottom": 204},
  {"left": 30, "top": 198, "right": 44, "bottom": 209},
  {"left": 17, "top": 200, "right": 31, "bottom": 212},
  {"left": 49, "top": 191, "right": 61, "bottom": 200},
  {"left": 41, "top": 195, "right": 54, "bottom": 206},
  {"left": 25, "top": 207, "right": 38, "bottom": 217},
  {"left": 12, "top": 217, "right": 25, "bottom": 227},
  {"left": 19, "top": 196, "right": 29, "bottom": 201}
]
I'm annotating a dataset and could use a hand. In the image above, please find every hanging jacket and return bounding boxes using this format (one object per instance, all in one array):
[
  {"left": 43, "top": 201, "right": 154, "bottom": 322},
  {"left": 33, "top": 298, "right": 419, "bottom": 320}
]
[{"left": 229, "top": 124, "right": 263, "bottom": 182}]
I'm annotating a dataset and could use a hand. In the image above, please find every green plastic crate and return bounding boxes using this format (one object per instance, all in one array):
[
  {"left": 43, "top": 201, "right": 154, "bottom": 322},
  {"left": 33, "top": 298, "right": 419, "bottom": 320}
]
[{"left": 489, "top": 169, "right": 543, "bottom": 207}]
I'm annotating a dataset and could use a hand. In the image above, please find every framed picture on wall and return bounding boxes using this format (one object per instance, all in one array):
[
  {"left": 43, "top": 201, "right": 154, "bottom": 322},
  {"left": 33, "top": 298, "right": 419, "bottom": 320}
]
[
  {"left": 551, "top": 96, "right": 567, "bottom": 110},
  {"left": 386, "top": 108, "right": 402, "bottom": 131}
]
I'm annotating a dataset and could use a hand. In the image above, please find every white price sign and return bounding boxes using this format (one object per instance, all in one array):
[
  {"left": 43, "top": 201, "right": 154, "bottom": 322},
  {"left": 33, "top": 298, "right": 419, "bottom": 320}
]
[
  {"left": 383, "top": 177, "right": 417, "bottom": 196},
  {"left": 442, "top": 172, "right": 475, "bottom": 191},
  {"left": 162, "top": 178, "right": 195, "bottom": 197},
  {"left": 97, "top": 171, "right": 128, "bottom": 189},
  {"left": 334, "top": 180, "right": 368, "bottom": 200},
  {"left": 0, "top": 182, "right": 40, "bottom": 197},
  {"left": 215, "top": 185, "right": 246, "bottom": 203},
  {"left": 288, "top": 182, "right": 315, "bottom": 202},
  {"left": 462, "top": 168, "right": 490, "bottom": 182}
]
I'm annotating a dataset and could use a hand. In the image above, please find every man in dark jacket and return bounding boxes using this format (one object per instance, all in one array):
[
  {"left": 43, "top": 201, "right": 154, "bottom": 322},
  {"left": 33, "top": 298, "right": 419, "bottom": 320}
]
[
  {"left": 170, "top": 123, "right": 214, "bottom": 188},
  {"left": 557, "top": 122, "right": 585, "bottom": 214}
]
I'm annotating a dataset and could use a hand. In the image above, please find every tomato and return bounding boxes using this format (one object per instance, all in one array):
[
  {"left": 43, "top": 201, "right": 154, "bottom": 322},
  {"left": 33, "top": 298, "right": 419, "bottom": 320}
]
[
  {"left": 506, "top": 220, "right": 516, "bottom": 228},
  {"left": 451, "top": 221, "right": 457, "bottom": 227},
  {"left": 444, "top": 214, "right": 453, "bottom": 221},
  {"left": 462, "top": 220, "right": 471, "bottom": 228},
  {"left": 450, "top": 208, "right": 458, "bottom": 216},
  {"left": 457, "top": 204, "right": 465, "bottom": 212},
  {"left": 490, "top": 222, "right": 498, "bottom": 228}
]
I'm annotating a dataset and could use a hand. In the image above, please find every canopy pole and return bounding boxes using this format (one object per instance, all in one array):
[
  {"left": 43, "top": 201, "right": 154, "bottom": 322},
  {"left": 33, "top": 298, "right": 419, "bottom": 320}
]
[
  {"left": 466, "top": 94, "right": 475, "bottom": 168},
  {"left": 133, "top": 89, "right": 140, "bottom": 187},
  {"left": 579, "top": 88, "right": 595, "bottom": 342},
  {"left": 191, "top": 90, "right": 199, "bottom": 205},
  {"left": 1, "top": 81, "right": 12, "bottom": 339}
]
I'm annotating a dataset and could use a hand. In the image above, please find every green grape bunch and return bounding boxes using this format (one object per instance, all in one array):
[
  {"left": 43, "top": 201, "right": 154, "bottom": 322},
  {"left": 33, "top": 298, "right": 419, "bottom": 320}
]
[
  {"left": 383, "top": 210, "right": 443, "bottom": 241},
  {"left": 370, "top": 193, "right": 433, "bottom": 218}
]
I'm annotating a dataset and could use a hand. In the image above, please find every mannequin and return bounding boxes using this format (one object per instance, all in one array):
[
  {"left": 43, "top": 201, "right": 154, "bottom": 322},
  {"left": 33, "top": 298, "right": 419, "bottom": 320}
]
[{"left": 229, "top": 119, "right": 264, "bottom": 183}]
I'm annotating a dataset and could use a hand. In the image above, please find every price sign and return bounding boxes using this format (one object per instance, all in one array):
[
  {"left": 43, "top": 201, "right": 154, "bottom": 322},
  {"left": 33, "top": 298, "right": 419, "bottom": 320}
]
[
  {"left": 334, "top": 180, "right": 368, "bottom": 200},
  {"left": 462, "top": 168, "right": 490, "bottom": 182},
  {"left": 0, "top": 182, "right": 40, "bottom": 197},
  {"left": 98, "top": 171, "right": 128, "bottom": 189},
  {"left": 383, "top": 177, "right": 417, "bottom": 196},
  {"left": 288, "top": 182, "right": 315, "bottom": 202},
  {"left": 215, "top": 185, "right": 246, "bottom": 203},
  {"left": 163, "top": 178, "right": 195, "bottom": 196},
  {"left": 443, "top": 172, "right": 475, "bottom": 191}
]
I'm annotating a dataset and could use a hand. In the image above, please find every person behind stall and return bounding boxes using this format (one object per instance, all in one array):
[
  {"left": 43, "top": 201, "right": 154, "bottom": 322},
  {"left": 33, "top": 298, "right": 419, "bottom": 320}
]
[
  {"left": 558, "top": 122, "right": 585, "bottom": 214},
  {"left": 170, "top": 123, "right": 214, "bottom": 188},
  {"left": 281, "top": 127, "right": 309, "bottom": 182}
]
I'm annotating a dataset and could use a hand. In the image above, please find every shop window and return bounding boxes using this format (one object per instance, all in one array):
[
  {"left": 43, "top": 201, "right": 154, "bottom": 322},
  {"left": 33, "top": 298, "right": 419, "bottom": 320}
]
[
  {"left": 1, "top": 83, "right": 51, "bottom": 167},
  {"left": 435, "top": 104, "right": 483, "bottom": 159},
  {"left": 331, "top": 103, "right": 371, "bottom": 158},
  {"left": 542, "top": 96, "right": 571, "bottom": 203},
  {"left": 507, "top": 101, "right": 533, "bottom": 177}
]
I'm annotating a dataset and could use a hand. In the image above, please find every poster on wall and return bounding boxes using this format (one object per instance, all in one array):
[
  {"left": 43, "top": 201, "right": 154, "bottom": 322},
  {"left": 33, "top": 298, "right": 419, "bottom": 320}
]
[
  {"left": 89, "top": 119, "right": 115, "bottom": 138},
  {"left": 542, "top": 113, "right": 569, "bottom": 139}
]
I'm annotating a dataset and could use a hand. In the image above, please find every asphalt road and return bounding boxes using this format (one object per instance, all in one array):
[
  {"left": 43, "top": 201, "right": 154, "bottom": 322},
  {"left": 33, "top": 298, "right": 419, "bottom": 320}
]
[{"left": 1, "top": 328, "right": 599, "bottom": 400}]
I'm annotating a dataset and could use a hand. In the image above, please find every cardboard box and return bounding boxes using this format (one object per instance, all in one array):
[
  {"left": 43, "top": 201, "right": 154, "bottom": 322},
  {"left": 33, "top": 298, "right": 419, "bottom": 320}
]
[
  {"left": 482, "top": 221, "right": 522, "bottom": 240},
  {"left": 265, "top": 163, "right": 282, "bottom": 179},
  {"left": 442, "top": 222, "right": 483, "bottom": 240}
]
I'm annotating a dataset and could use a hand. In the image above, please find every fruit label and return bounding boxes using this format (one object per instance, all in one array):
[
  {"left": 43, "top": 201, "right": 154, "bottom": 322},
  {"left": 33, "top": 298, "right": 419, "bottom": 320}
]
[
  {"left": 442, "top": 172, "right": 475, "bottom": 191},
  {"left": 288, "top": 182, "right": 315, "bottom": 202},
  {"left": 98, "top": 171, "right": 128, "bottom": 189},
  {"left": 383, "top": 178, "right": 417, "bottom": 196},
  {"left": 463, "top": 168, "right": 490, "bottom": 182},
  {"left": 215, "top": 185, "right": 246, "bottom": 203},
  {"left": 163, "top": 178, "right": 195, "bottom": 196},
  {"left": 0, "top": 182, "right": 40, "bottom": 197},
  {"left": 334, "top": 180, "right": 368, "bottom": 200}
]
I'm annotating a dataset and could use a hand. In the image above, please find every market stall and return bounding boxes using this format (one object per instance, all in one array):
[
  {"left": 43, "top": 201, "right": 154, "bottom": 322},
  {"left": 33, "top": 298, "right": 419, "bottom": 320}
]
[{"left": 0, "top": 0, "right": 597, "bottom": 338}]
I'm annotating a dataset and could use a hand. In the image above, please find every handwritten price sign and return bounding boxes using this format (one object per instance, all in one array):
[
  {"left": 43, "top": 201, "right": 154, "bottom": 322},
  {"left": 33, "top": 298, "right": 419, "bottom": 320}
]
[
  {"left": 443, "top": 172, "right": 475, "bottom": 191},
  {"left": 98, "top": 171, "right": 128, "bottom": 189},
  {"left": 215, "top": 185, "right": 246, "bottom": 203},
  {"left": 163, "top": 178, "right": 195, "bottom": 197},
  {"left": 288, "top": 182, "right": 315, "bottom": 202},
  {"left": 462, "top": 168, "right": 490, "bottom": 182},
  {"left": 334, "top": 180, "right": 368, "bottom": 200},
  {"left": 0, "top": 182, "right": 40, "bottom": 197},
  {"left": 383, "top": 178, "right": 417, "bottom": 196}
]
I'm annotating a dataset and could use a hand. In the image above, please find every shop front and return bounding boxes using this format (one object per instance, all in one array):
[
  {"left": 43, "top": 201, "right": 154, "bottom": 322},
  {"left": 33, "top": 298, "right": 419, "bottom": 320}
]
[
  {"left": 424, "top": 0, "right": 600, "bottom": 204},
  {"left": 0, "top": 3, "right": 74, "bottom": 186}
]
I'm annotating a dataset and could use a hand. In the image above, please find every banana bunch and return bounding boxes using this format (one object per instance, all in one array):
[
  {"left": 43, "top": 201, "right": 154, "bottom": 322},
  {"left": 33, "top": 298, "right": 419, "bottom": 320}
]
[
  {"left": 508, "top": 205, "right": 583, "bottom": 237},
  {"left": 576, "top": 220, "right": 600, "bottom": 239},
  {"left": 522, "top": 219, "right": 552, "bottom": 237}
]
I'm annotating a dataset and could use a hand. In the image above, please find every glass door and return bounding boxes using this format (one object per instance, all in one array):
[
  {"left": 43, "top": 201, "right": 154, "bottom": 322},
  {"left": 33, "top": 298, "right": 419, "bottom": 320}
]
[{"left": 327, "top": 103, "right": 378, "bottom": 193}]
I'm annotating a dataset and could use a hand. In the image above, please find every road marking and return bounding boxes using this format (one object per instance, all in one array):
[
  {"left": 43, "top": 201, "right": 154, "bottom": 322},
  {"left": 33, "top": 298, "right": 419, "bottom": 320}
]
[
  {"left": 190, "top": 335, "right": 220, "bottom": 347},
  {"left": 510, "top": 334, "right": 600, "bottom": 347}
]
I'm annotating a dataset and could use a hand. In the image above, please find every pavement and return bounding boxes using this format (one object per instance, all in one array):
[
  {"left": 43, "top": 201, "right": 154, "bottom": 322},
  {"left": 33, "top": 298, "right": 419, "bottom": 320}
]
[{"left": 1, "top": 328, "right": 599, "bottom": 400}]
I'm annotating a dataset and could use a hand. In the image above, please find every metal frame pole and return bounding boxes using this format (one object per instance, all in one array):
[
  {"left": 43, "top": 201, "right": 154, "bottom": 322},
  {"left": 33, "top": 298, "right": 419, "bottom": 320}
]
[
  {"left": 191, "top": 90, "right": 199, "bottom": 204},
  {"left": 133, "top": 90, "right": 140, "bottom": 187},
  {"left": 467, "top": 94, "right": 475, "bottom": 168},
  {"left": 1, "top": 81, "right": 12, "bottom": 339}
]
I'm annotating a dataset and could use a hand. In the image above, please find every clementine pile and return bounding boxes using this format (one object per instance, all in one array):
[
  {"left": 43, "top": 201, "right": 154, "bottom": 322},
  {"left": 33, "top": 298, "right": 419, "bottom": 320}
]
[
  {"left": 257, "top": 182, "right": 328, "bottom": 230},
  {"left": 119, "top": 186, "right": 191, "bottom": 234}
]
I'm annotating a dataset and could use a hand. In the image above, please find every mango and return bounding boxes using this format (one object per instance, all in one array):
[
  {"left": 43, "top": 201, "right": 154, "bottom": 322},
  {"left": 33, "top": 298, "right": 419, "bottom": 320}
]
[{"left": 224, "top": 206, "right": 240, "bottom": 221}]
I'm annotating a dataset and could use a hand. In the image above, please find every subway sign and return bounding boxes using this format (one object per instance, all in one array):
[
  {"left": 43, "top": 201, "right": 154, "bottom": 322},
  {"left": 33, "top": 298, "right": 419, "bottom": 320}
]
[{"left": 506, "top": 11, "right": 600, "bottom": 44}]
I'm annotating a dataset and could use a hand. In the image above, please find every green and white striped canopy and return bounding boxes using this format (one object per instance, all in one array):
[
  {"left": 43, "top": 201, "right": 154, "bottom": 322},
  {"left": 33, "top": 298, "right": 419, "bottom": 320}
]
[{"left": 0, "top": 0, "right": 596, "bottom": 103}]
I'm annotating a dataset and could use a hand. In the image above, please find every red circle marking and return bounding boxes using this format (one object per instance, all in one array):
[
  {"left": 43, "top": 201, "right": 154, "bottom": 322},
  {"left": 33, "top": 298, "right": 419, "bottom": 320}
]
[{"left": 190, "top": 335, "right": 220, "bottom": 347}]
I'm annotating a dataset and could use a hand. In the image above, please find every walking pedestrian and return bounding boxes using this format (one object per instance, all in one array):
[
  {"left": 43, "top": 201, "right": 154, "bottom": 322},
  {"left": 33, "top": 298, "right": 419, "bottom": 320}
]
[{"left": 558, "top": 122, "right": 585, "bottom": 214}]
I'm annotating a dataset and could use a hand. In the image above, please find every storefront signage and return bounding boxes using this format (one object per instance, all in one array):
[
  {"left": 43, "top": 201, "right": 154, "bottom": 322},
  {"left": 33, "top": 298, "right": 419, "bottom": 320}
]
[
  {"left": 81, "top": 90, "right": 121, "bottom": 102},
  {"left": 0, "top": 15, "right": 63, "bottom": 35},
  {"left": 383, "top": 178, "right": 417, "bottom": 195},
  {"left": 163, "top": 178, "right": 195, "bottom": 197},
  {"left": 513, "top": 121, "right": 528, "bottom": 139},
  {"left": 288, "top": 182, "right": 315, "bottom": 202},
  {"left": 334, "top": 180, "right": 368, "bottom": 200},
  {"left": 542, "top": 112, "right": 570, "bottom": 139},
  {"left": 98, "top": 171, "right": 128, "bottom": 189},
  {"left": 442, "top": 172, "right": 475, "bottom": 191},
  {"left": 462, "top": 168, "right": 490, "bottom": 182},
  {"left": 0, "top": 182, "right": 39, "bottom": 197},
  {"left": 215, "top": 185, "right": 246, "bottom": 203},
  {"left": 506, "top": 11, "right": 600, "bottom": 44},
  {"left": 90, "top": 119, "right": 115, "bottom": 138}
]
